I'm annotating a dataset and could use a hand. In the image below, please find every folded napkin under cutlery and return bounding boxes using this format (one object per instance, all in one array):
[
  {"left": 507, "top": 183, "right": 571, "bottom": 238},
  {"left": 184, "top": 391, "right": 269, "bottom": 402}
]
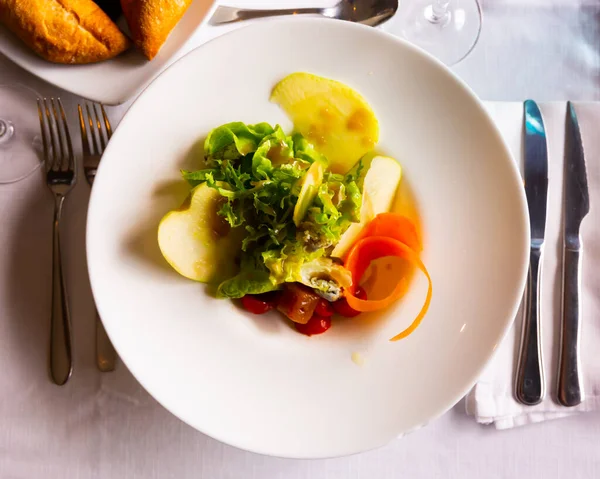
[{"left": 466, "top": 102, "right": 600, "bottom": 428}]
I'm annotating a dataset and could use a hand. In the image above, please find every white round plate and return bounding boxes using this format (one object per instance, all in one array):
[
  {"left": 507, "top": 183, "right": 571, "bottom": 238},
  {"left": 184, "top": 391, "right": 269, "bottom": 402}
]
[{"left": 87, "top": 18, "right": 529, "bottom": 458}]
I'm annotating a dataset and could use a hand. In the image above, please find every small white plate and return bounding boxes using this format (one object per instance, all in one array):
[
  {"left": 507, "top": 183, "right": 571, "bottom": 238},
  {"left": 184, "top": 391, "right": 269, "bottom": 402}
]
[
  {"left": 0, "top": 1, "right": 216, "bottom": 105},
  {"left": 87, "top": 18, "right": 529, "bottom": 458}
]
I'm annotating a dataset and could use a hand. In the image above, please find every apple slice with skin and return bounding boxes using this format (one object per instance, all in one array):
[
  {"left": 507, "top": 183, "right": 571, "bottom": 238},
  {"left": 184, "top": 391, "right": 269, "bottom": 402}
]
[
  {"left": 271, "top": 72, "right": 379, "bottom": 174},
  {"left": 293, "top": 160, "right": 325, "bottom": 227},
  {"left": 158, "top": 184, "right": 242, "bottom": 283},
  {"left": 331, "top": 156, "right": 402, "bottom": 259}
]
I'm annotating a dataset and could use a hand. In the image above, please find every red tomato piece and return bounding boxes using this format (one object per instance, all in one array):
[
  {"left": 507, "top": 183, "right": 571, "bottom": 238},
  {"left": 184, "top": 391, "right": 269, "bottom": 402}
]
[
  {"left": 333, "top": 286, "right": 367, "bottom": 318},
  {"left": 295, "top": 315, "right": 332, "bottom": 336},
  {"left": 241, "top": 294, "right": 274, "bottom": 314},
  {"left": 276, "top": 284, "right": 321, "bottom": 324},
  {"left": 314, "top": 299, "right": 334, "bottom": 318}
]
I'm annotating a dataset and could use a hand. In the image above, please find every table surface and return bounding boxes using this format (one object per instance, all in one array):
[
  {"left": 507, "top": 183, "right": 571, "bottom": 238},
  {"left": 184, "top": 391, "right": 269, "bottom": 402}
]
[{"left": 1, "top": 1, "right": 600, "bottom": 478}]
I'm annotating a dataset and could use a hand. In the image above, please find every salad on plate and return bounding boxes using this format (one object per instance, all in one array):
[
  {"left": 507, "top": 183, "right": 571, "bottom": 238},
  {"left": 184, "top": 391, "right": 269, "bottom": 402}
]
[{"left": 158, "top": 72, "right": 431, "bottom": 339}]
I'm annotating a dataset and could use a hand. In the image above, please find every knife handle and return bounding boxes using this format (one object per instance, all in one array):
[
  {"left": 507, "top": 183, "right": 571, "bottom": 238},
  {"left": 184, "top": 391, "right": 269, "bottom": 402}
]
[
  {"left": 515, "top": 246, "right": 545, "bottom": 405},
  {"left": 557, "top": 247, "right": 584, "bottom": 407}
]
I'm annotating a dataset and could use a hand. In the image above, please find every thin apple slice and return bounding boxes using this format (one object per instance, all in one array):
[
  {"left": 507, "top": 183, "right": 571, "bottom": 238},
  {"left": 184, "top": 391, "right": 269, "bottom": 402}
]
[
  {"left": 293, "top": 161, "right": 325, "bottom": 226},
  {"left": 331, "top": 156, "right": 402, "bottom": 259},
  {"left": 271, "top": 72, "right": 379, "bottom": 174},
  {"left": 158, "top": 184, "right": 241, "bottom": 283}
]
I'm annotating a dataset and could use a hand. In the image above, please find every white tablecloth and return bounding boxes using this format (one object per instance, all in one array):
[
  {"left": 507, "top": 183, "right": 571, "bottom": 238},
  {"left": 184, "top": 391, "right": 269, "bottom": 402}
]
[{"left": 2, "top": 1, "right": 600, "bottom": 478}]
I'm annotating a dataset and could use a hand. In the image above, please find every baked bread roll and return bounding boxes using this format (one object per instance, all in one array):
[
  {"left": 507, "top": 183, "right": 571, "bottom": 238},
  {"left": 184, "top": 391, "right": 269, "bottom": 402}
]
[
  {"left": 0, "top": 0, "right": 130, "bottom": 64},
  {"left": 121, "top": 0, "right": 193, "bottom": 60}
]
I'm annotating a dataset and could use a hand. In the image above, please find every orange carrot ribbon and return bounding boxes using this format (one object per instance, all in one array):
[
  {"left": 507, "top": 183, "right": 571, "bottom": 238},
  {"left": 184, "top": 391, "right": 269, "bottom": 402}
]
[{"left": 344, "top": 233, "right": 432, "bottom": 341}]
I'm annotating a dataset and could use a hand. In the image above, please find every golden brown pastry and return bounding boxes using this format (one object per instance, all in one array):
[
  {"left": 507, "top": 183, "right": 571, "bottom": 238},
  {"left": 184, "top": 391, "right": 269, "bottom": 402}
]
[
  {"left": 121, "top": 0, "right": 193, "bottom": 60},
  {"left": 0, "top": 0, "right": 130, "bottom": 64}
]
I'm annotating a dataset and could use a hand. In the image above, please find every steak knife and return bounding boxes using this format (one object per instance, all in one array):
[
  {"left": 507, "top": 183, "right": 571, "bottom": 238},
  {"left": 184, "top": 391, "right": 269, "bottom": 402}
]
[
  {"left": 515, "top": 100, "right": 548, "bottom": 406},
  {"left": 557, "top": 102, "right": 589, "bottom": 407}
]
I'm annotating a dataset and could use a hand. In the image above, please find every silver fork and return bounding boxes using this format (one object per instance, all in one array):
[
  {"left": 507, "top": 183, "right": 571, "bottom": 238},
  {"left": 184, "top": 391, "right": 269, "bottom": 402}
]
[
  {"left": 78, "top": 102, "right": 118, "bottom": 372},
  {"left": 38, "top": 98, "right": 75, "bottom": 386}
]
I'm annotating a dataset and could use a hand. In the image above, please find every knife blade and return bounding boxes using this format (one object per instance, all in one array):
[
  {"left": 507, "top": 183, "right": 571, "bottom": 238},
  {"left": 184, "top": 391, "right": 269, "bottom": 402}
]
[
  {"left": 515, "top": 99, "right": 548, "bottom": 405},
  {"left": 557, "top": 102, "right": 590, "bottom": 407}
]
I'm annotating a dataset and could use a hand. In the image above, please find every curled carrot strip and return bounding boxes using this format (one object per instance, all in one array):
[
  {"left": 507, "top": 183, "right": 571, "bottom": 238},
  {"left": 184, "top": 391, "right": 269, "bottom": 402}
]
[
  {"left": 344, "top": 236, "right": 432, "bottom": 341},
  {"left": 361, "top": 212, "right": 421, "bottom": 252}
]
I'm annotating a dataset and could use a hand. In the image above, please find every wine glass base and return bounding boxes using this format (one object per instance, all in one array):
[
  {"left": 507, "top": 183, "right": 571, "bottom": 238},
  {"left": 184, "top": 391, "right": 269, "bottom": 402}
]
[
  {"left": 398, "top": 0, "right": 482, "bottom": 66},
  {"left": 0, "top": 84, "right": 44, "bottom": 185}
]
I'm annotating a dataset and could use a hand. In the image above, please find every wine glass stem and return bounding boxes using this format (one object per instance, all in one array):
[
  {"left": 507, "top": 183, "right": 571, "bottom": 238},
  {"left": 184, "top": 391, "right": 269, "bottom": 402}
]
[{"left": 428, "top": 0, "right": 450, "bottom": 23}]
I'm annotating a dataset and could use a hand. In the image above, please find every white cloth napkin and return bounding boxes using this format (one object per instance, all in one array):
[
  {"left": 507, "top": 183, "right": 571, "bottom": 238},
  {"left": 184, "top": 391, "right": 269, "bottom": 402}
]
[{"left": 465, "top": 102, "right": 600, "bottom": 429}]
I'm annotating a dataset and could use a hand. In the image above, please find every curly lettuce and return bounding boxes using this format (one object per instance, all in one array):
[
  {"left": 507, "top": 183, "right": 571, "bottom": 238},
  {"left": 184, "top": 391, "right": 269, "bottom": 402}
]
[{"left": 183, "top": 122, "right": 364, "bottom": 294}]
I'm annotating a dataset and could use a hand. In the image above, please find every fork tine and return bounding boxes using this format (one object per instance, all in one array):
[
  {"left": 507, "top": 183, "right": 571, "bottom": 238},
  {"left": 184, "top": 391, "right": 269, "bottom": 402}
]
[
  {"left": 50, "top": 98, "right": 66, "bottom": 171},
  {"left": 44, "top": 98, "right": 59, "bottom": 171},
  {"left": 101, "top": 105, "right": 112, "bottom": 140},
  {"left": 78, "top": 104, "right": 91, "bottom": 157},
  {"left": 86, "top": 103, "right": 101, "bottom": 156},
  {"left": 92, "top": 103, "right": 107, "bottom": 152},
  {"left": 57, "top": 99, "right": 75, "bottom": 172},
  {"left": 37, "top": 99, "right": 50, "bottom": 170}
]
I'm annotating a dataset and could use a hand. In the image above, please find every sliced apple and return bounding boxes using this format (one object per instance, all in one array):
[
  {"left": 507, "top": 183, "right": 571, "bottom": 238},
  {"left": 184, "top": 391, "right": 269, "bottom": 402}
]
[
  {"left": 271, "top": 72, "right": 379, "bottom": 174},
  {"left": 293, "top": 161, "right": 325, "bottom": 226},
  {"left": 331, "top": 156, "right": 402, "bottom": 259},
  {"left": 158, "top": 184, "right": 242, "bottom": 283}
]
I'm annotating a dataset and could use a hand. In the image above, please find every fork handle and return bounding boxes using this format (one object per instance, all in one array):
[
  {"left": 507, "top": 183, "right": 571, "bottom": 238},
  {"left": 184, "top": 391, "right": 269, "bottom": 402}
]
[
  {"left": 86, "top": 174, "right": 118, "bottom": 372},
  {"left": 50, "top": 195, "right": 73, "bottom": 385}
]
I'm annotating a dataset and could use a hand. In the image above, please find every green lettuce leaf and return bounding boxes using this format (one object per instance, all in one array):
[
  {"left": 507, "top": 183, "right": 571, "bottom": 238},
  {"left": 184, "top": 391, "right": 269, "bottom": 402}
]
[
  {"left": 293, "top": 133, "right": 328, "bottom": 165},
  {"left": 204, "top": 122, "right": 275, "bottom": 162},
  {"left": 250, "top": 125, "right": 293, "bottom": 179},
  {"left": 340, "top": 179, "right": 362, "bottom": 223},
  {"left": 181, "top": 168, "right": 220, "bottom": 187},
  {"left": 216, "top": 255, "right": 279, "bottom": 298},
  {"left": 262, "top": 242, "right": 323, "bottom": 284},
  {"left": 216, "top": 270, "right": 278, "bottom": 298},
  {"left": 296, "top": 167, "right": 362, "bottom": 250}
]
